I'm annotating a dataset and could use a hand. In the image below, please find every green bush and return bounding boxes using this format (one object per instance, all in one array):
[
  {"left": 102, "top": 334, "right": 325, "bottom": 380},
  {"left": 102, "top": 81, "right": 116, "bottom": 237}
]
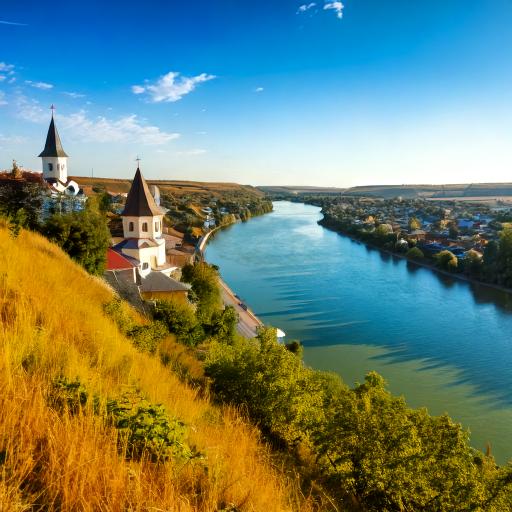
[
  {"left": 154, "top": 299, "right": 204, "bottom": 345},
  {"left": 128, "top": 321, "right": 168, "bottom": 354},
  {"left": 107, "top": 391, "right": 195, "bottom": 463},
  {"left": 49, "top": 377, "right": 89, "bottom": 414},
  {"left": 435, "top": 250, "right": 458, "bottom": 271},
  {"left": 406, "top": 246, "right": 424, "bottom": 259}
]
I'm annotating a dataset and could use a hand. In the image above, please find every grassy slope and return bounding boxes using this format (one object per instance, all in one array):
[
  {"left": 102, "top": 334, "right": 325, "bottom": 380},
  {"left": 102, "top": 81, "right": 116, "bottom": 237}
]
[
  {"left": 0, "top": 225, "right": 311, "bottom": 511},
  {"left": 72, "top": 176, "right": 264, "bottom": 198}
]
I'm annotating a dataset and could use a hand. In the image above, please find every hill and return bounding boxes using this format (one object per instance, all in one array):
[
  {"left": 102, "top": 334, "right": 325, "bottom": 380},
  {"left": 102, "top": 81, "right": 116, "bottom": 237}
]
[
  {"left": 0, "top": 223, "right": 310, "bottom": 511},
  {"left": 259, "top": 183, "right": 512, "bottom": 200},
  {"left": 73, "top": 176, "right": 264, "bottom": 199}
]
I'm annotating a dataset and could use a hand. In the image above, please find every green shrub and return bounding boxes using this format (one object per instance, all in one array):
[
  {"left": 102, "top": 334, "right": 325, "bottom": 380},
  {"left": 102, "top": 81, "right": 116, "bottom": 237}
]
[
  {"left": 49, "top": 377, "right": 89, "bottom": 414},
  {"left": 154, "top": 300, "right": 204, "bottom": 346},
  {"left": 435, "top": 250, "right": 458, "bottom": 271},
  {"left": 128, "top": 321, "right": 168, "bottom": 354},
  {"left": 406, "top": 246, "right": 424, "bottom": 259},
  {"left": 107, "top": 391, "right": 195, "bottom": 462},
  {"left": 103, "top": 297, "right": 136, "bottom": 334}
]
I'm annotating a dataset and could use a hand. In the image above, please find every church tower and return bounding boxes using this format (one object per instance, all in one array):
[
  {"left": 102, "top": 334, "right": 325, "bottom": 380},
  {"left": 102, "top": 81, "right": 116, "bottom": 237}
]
[
  {"left": 117, "top": 166, "right": 167, "bottom": 276},
  {"left": 38, "top": 107, "right": 69, "bottom": 184}
]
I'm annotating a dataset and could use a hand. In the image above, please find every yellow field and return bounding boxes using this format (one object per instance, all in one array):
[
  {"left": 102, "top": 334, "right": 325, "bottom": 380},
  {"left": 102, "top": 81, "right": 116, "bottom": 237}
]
[{"left": 0, "top": 224, "right": 314, "bottom": 511}]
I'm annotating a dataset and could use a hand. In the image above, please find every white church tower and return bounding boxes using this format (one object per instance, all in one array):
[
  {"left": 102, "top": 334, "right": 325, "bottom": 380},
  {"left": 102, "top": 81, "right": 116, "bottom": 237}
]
[
  {"left": 39, "top": 106, "right": 69, "bottom": 183},
  {"left": 115, "top": 166, "right": 168, "bottom": 277}
]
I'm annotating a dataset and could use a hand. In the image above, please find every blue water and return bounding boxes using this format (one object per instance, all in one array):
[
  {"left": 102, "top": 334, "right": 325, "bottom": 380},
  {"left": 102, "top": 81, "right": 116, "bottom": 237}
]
[{"left": 206, "top": 201, "right": 512, "bottom": 463}]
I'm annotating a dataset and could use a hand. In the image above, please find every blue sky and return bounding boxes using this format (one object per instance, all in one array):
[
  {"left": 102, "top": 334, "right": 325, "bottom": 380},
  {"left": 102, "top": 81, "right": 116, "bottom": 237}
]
[{"left": 1, "top": 0, "right": 512, "bottom": 186}]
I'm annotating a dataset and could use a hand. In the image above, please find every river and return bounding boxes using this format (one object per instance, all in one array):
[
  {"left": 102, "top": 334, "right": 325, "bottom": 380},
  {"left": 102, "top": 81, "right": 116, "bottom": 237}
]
[{"left": 205, "top": 201, "right": 512, "bottom": 464}]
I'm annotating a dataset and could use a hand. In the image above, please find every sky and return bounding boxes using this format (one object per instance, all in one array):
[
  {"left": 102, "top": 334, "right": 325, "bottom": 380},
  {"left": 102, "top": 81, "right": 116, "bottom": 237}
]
[{"left": 1, "top": 0, "right": 512, "bottom": 187}]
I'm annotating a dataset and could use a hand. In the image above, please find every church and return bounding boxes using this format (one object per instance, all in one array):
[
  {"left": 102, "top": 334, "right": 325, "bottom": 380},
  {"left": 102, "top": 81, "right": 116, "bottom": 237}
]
[
  {"left": 106, "top": 166, "right": 191, "bottom": 303},
  {"left": 38, "top": 108, "right": 80, "bottom": 196}
]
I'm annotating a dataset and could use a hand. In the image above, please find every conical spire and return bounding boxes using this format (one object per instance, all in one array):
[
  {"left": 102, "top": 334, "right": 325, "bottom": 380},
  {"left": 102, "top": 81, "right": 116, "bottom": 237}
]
[
  {"left": 121, "top": 167, "right": 162, "bottom": 217},
  {"left": 38, "top": 113, "right": 68, "bottom": 158}
]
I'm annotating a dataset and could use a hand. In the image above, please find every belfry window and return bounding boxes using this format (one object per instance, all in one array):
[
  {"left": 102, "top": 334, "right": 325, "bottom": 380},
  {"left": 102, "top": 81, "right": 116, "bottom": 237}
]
[
  {"left": 154, "top": 221, "right": 159, "bottom": 232},
  {"left": 129, "top": 222, "right": 134, "bottom": 232},
  {"left": 142, "top": 222, "right": 148, "bottom": 232},
  {"left": 48, "top": 163, "right": 53, "bottom": 171}
]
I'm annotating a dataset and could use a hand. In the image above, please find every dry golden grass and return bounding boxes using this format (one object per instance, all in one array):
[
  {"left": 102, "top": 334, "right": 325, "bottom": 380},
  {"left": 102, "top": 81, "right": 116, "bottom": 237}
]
[{"left": 0, "top": 226, "right": 315, "bottom": 511}]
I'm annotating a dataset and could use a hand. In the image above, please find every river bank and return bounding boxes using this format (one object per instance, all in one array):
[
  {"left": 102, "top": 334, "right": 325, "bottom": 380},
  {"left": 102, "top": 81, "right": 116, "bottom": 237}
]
[
  {"left": 318, "top": 215, "right": 512, "bottom": 297},
  {"left": 205, "top": 201, "right": 512, "bottom": 464},
  {"left": 198, "top": 215, "right": 267, "bottom": 337}
]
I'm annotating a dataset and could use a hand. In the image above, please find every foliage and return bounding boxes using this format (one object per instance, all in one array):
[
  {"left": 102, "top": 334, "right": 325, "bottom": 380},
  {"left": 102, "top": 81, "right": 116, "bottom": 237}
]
[
  {"left": 128, "top": 321, "right": 168, "bottom": 354},
  {"left": 154, "top": 299, "right": 204, "bottom": 346},
  {"left": 49, "top": 377, "right": 89, "bottom": 414},
  {"left": 181, "top": 262, "right": 222, "bottom": 323},
  {"left": 209, "top": 305, "right": 238, "bottom": 343},
  {"left": 107, "top": 391, "right": 194, "bottom": 462},
  {"left": 206, "top": 326, "right": 344, "bottom": 446},
  {"left": 408, "top": 216, "right": 421, "bottom": 231},
  {"left": 435, "top": 250, "right": 458, "bottom": 271},
  {"left": 43, "top": 207, "right": 110, "bottom": 275},
  {"left": 0, "top": 178, "right": 45, "bottom": 230},
  {"left": 406, "top": 246, "right": 424, "bottom": 259},
  {"left": 464, "top": 249, "right": 483, "bottom": 276}
]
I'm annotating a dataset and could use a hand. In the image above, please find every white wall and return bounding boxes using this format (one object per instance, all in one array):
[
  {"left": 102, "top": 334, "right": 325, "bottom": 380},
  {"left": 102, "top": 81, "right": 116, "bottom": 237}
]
[
  {"left": 122, "top": 215, "right": 163, "bottom": 239},
  {"left": 42, "top": 156, "right": 68, "bottom": 183}
]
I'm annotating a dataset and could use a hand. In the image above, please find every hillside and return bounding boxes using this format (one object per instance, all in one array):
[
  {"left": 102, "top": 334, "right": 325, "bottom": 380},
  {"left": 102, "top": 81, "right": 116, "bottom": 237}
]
[
  {"left": 73, "top": 176, "right": 264, "bottom": 199},
  {"left": 260, "top": 183, "right": 512, "bottom": 200},
  {"left": 0, "top": 224, "right": 311, "bottom": 511}
]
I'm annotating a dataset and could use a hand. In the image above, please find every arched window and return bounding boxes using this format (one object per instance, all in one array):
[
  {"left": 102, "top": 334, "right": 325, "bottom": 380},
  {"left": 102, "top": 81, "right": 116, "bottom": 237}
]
[
  {"left": 129, "top": 222, "right": 134, "bottom": 232},
  {"left": 48, "top": 163, "right": 53, "bottom": 171},
  {"left": 142, "top": 222, "right": 148, "bottom": 232},
  {"left": 154, "top": 221, "right": 159, "bottom": 232}
]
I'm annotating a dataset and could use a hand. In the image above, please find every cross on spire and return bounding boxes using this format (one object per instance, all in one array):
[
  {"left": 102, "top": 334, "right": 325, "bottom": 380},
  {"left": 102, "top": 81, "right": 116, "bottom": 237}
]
[
  {"left": 135, "top": 155, "right": 141, "bottom": 169},
  {"left": 50, "top": 104, "right": 56, "bottom": 117}
]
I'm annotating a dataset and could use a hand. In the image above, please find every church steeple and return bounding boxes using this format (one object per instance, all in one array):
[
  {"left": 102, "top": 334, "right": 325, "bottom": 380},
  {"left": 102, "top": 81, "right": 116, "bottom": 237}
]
[
  {"left": 38, "top": 106, "right": 69, "bottom": 184},
  {"left": 38, "top": 108, "right": 68, "bottom": 158}
]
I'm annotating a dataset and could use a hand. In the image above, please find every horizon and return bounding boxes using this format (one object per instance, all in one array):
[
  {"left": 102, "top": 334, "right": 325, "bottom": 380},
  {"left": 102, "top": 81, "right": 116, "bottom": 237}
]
[{"left": 1, "top": 1, "right": 512, "bottom": 187}]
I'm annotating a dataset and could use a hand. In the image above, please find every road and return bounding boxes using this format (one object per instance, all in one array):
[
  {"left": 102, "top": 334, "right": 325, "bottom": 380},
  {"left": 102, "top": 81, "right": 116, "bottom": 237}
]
[{"left": 218, "top": 278, "right": 263, "bottom": 338}]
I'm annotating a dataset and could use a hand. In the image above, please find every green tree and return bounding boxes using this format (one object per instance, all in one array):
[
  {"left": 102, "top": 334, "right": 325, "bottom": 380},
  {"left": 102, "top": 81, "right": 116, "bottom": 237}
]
[
  {"left": 181, "top": 262, "right": 222, "bottom": 323},
  {"left": 0, "top": 177, "right": 45, "bottom": 230},
  {"left": 153, "top": 299, "right": 203, "bottom": 346},
  {"left": 464, "top": 249, "right": 483, "bottom": 276},
  {"left": 408, "top": 217, "right": 421, "bottom": 231},
  {"left": 406, "top": 246, "right": 424, "bottom": 260},
  {"left": 496, "top": 228, "right": 512, "bottom": 287},
  {"left": 43, "top": 208, "right": 110, "bottom": 275},
  {"left": 209, "top": 305, "right": 238, "bottom": 343},
  {"left": 435, "top": 250, "right": 458, "bottom": 271}
]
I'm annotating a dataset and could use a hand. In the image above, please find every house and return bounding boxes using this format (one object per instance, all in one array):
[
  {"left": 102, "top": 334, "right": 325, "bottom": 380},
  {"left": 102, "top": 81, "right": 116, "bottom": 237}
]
[{"left": 139, "top": 272, "right": 191, "bottom": 303}]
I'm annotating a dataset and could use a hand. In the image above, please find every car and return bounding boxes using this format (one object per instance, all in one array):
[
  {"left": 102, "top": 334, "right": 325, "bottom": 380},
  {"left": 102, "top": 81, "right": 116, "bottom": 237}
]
[{"left": 239, "top": 302, "right": 248, "bottom": 311}]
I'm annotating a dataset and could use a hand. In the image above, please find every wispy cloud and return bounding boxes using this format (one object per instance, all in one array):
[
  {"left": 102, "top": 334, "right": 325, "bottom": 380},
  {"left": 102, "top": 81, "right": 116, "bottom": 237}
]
[
  {"left": 25, "top": 80, "right": 54, "bottom": 90},
  {"left": 324, "top": 1, "right": 344, "bottom": 19},
  {"left": 297, "top": 3, "right": 316, "bottom": 13},
  {"left": 0, "top": 91, "right": 7, "bottom": 106},
  {"left": 176, "top": 148, "right": 207, "bottom": 156},
  {"left": 255, "top": 87, "right": 264, "bottom": 93},
  {"left": 0, "top": 134, "right": 26, "bottom": 145},
  {"left": 63, "top": 91, "right": 85, "bottom": 99},
  {"left": 0, "top": 62, "right": 15, "bottom": 82},
  {"left": 0, "top": 20, "right": 27, "bottom": 26},
  {"left": 132, "top": 71, "right": 216, "bottom": 103},
  {"left": 16, "top": 95, "right": 179, "bottom": 145}
]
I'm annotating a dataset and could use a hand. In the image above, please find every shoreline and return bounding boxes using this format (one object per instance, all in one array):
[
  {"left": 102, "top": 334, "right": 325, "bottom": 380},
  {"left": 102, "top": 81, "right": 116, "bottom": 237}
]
[
  {"left": 319, "top": 219, "right": 512, "bottom": 297},
  {"left": 197, "top": 219, "right": 266, "bottom": 338}
]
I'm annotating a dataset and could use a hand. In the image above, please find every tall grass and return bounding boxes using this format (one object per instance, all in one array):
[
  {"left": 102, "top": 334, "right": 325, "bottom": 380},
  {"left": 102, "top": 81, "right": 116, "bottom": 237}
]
[{"left": 0, "top": 226, "right": 315, "bottom": 511}]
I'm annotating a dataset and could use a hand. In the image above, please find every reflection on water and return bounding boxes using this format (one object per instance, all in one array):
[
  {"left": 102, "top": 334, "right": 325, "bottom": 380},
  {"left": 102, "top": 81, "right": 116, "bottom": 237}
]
[{"left": 206, "top": 201, "right": 512, "bottom": 464}]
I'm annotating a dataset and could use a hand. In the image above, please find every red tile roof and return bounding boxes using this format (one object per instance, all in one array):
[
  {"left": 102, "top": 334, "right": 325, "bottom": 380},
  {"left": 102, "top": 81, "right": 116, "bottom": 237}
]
[{"left": 106, "top": 248, "right": 137, "bottom": 270}]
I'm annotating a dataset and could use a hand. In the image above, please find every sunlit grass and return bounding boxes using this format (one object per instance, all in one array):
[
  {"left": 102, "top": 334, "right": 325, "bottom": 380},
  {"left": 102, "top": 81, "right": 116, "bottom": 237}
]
[{"left": 0, "top": 226, "right": 315, "bottom": 511}]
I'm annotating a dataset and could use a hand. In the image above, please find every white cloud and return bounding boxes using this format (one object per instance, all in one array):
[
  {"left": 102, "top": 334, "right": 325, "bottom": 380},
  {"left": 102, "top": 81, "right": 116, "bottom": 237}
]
[
  {"left": 61, "top": 112, "right": 180, "bottom": 145},
  {"left": 63, "top": 91, "right": 85, "bottom": 99},
  {"left": 298, "top": 3, "right": 316, "bottom": 13},
  {"left": 0, "top": 20, "right": 27, "bottom": 26},
  {"left": 0, "top": 91, "right": 7, "bottom": 106},
  {"left": 176, "top": 148, "right": 207, "bottom": 156},
  {"left": 0, "top": 62, "right": 15, "bottom": 81},
  {"left": 25, "top": 80, "right": 54, "bottom": 90},
  {"left": 132, "top": 71, "right": 216, "bottom": 103},
  {"left": 15, "top": 95, "right": 179, "bottom": 145},
  {"left": 255, "top": 87, "right": 264, "bottom": 92},
  {"left": 324, "top": 1, "right": 344, "bottom": 19},
  {"left": 0, "top": 134, "right": 26, "bottom": 144}
]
